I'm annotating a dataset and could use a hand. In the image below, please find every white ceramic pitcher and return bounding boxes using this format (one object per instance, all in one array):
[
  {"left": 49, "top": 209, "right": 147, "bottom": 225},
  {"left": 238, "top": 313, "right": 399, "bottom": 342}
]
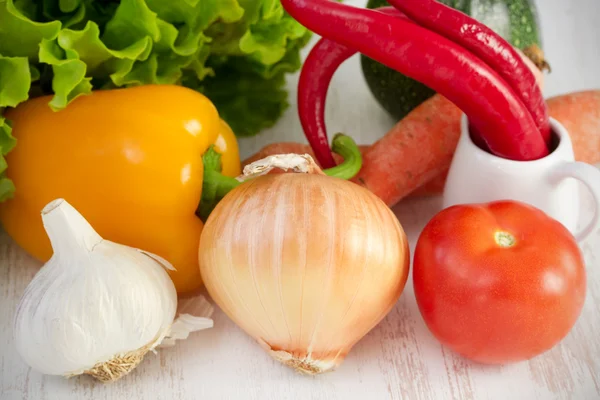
[{"left": 443, "top": 115, "right": 600, "bottom": 242}]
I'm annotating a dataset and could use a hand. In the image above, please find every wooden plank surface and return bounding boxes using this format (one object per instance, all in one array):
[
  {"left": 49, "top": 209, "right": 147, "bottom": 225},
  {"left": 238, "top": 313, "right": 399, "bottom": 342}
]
[{"left": 1, "top": 0, "right": 600, "bottom": 399}]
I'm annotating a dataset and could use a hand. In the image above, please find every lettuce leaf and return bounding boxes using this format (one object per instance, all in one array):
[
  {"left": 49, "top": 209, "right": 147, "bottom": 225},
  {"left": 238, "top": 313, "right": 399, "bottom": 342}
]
[
  {"left": 0, "top": 0, "right": 312, "bottom": 201},
  {"left": 0, "top": 116, "right": 16, "bottom": 202}
]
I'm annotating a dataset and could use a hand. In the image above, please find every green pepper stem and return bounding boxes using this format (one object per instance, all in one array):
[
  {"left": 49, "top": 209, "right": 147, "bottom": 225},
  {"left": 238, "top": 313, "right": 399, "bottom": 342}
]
[
  {"left": 196, "top": 147, "right": 242, "bottom": 222},
  {"left": 197, "top": 134, "right": 362, "bottom": 222}
]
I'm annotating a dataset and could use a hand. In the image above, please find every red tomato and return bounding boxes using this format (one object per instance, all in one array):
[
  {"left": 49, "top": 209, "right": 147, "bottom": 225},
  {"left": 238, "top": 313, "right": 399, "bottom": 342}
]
[{"left": 413, "top": 200, "right": 586, "bottom": 364}]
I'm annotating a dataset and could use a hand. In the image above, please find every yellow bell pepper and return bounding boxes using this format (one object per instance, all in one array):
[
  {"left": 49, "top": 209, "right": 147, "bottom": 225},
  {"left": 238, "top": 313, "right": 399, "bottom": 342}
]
[{"left": 0, "top": 85, "right": 241, "bottom": 295}]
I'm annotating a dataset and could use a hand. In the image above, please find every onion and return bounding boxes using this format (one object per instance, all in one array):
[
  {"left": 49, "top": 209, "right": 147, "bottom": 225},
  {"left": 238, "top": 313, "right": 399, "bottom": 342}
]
[{"left": 198, "top": 153, "right": 410, "bottom": 375}]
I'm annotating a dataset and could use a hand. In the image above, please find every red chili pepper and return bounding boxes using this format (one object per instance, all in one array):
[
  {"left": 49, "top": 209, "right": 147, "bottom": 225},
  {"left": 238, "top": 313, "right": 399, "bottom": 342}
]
[
  {"left": 298, "top": 6, "right": 408, "bottom": 168},
  {"left": 298, "top": 39, "right": 355, "bottom": 169},
  {"left": 301, "top": 35, "right": 494, "bottom": 168},
  {"left": 282, "top": 0, "right": 549, "bottom": 161},
  {"left": 387, "top": 0, "right": 551, "bottom": 147}
]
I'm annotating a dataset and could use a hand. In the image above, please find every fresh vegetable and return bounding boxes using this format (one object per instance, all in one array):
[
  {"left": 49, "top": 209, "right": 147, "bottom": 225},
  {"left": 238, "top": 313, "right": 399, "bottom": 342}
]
[
  {"left": 283, "top": 0, "right": 549, "bottom": 166},
  {"left": 298, "top": 38, "right": 357, "bottom": 168},
  {"left": 297, "top": 7, "right": 407, "bottom": 168},
  {"left": 297, "top": 32, "right": 546, "bottom": 172},
  {"left": 387, "top": 0, "right": 550, "bottom": 146},
  {"left": 0, "top": 85, "right": 241, "bottom": 295},
  {"left": 295, "top": 37, "right": 544, "bottom": 199},
  {"left": 198, "top": 151, "right": 410, "bottom": 375},
  {"left": 255, "top": 32, "right": 545, "bottom": 204},
  {"left": 413, "top": 200, "right": 586, "bottom": 364},
  {"left": 13, "top": 199, "right": 213, "bottom": 382},
  {"left": 0, "top": 0, "right": 312, "bottom": 199},
  {"left": 362, "top": 0, "right": 544, "bottom": 121},
  {"left": 410, "top": 172, "right": 448, "bottom": 197},
  {"left": 351, "top": 94, "right": 462, "bottom": 206}
]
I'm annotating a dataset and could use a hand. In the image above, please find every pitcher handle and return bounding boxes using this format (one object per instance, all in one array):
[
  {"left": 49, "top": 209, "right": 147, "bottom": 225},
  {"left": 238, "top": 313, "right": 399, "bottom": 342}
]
[{"left": 549, "top": 162, "right": 600, "bottom": 242}]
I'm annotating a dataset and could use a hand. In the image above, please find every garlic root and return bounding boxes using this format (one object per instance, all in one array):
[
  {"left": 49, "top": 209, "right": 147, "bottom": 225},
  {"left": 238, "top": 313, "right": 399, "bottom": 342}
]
[
  {"left": 79, "top": 343, "right": 154, "bottom": 383},
  {"left": 80, "top": 295, "right": 215, "bottom": 383}
]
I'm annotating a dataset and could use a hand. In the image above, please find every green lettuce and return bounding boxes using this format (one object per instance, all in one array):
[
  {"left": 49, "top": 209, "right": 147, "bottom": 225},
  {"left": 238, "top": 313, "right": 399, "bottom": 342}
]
[{"left": 0, "top": 0, "right": 312, "bottom": 201}]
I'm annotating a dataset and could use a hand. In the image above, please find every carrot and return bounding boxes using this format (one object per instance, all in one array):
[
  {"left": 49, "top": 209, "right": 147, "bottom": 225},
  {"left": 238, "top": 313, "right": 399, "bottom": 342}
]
[
  {"left": 352, "top": 94, "right": 462, "bottom": 206},
  {"left": 409, "top": 170, "right": 448, "bottom": 197}
]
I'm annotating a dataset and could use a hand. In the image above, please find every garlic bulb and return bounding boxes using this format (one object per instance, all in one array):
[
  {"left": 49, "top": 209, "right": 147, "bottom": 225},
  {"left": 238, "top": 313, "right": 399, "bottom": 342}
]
[
  {"left": 199, "top": 154, "right": 410, "bottom": 375},
  {"left": 14, "top": 199, "right": 213, "bottom": 382}
]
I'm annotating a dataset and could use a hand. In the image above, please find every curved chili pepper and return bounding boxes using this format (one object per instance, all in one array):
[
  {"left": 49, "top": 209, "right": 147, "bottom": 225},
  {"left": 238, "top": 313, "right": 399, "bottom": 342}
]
[
  {"left": 298, "top": 7, "right": 409, "bottom": 168},
  {"left": 387, "top": 0, "right": 551, "bottom": 147},
  {"left": 282, "top": 0, "right": 549, "bottom": 161},
  {"left": 301, "top": 34, "right": 493, "bottom": 167},
  {"left": 298, "top": 39, "right": 354, "bottom": 168}
]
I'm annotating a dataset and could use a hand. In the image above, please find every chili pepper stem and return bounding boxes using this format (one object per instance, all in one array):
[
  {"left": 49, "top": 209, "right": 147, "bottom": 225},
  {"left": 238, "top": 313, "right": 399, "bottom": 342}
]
[
  {"left": 197, "top": 134, "right": 364, "bottom": 221},
  {"left": 325, "top": 133, "right": 363, "bottom": 179}
]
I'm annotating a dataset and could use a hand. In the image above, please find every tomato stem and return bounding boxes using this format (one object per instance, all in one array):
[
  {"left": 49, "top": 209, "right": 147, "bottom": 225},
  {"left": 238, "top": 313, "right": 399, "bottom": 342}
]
[{"left": 495, "top": 231, "right": 516, "bottom": 248}]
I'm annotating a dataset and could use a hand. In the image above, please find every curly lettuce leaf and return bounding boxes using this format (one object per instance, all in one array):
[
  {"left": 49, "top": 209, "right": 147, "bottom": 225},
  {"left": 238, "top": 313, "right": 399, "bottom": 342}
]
[
  {"left": 0, "top": 0, "right": 313, "bottom": 201},
  {"left": 38, "top": 37, "right": 92, "bottom": 109},
  {"left": 238, "top": 0, "right": 308, "bottom": 65},
  {"left": 0, "top": 55, "right": 31, "bottom": 107},
  {"left": 198, "top": 28, "right": 311, "bottom": 136},
  {"left": 0, "top": 116, "right": 16, "bottom": 201},
  {"left": 0, "top": 0, "right": 61, "bottom": 59}
]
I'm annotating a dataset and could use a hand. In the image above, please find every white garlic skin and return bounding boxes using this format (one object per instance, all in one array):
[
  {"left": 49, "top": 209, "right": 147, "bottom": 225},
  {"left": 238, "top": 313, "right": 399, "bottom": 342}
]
[{"left": 13, "top": 199, "right": 177, "bottom": 376}]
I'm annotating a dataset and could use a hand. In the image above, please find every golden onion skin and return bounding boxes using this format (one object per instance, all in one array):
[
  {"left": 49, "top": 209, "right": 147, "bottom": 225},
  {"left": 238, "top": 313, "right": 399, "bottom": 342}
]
[{"left": 199, "top": 173, "right": 409, "bottom": 374}]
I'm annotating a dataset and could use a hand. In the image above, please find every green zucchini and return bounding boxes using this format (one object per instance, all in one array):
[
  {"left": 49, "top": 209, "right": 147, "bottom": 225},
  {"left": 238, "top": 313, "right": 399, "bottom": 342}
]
[{"left": 361, "top": 0, "right": 544, "bottom": 121}]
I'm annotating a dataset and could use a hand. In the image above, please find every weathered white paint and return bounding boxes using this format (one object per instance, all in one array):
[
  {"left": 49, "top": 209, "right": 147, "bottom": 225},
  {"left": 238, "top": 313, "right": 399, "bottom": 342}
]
[{"left": 1, "top": 0, "right": 599, "bottom": 399}]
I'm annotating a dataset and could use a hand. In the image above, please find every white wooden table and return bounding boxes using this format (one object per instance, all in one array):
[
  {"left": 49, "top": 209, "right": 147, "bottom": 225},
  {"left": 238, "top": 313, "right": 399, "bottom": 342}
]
[{"left": 1, "top": 1, "right": 599, "bottom": 399}]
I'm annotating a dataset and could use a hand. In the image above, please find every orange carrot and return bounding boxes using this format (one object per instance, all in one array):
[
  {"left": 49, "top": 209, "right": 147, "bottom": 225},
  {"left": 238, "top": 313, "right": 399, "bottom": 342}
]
[
  {"left": 409, "top": 170, "right": 448, "bottom": 197},
  {"left": 352, "top": 94, "right": 462, "bottom": 206}
]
